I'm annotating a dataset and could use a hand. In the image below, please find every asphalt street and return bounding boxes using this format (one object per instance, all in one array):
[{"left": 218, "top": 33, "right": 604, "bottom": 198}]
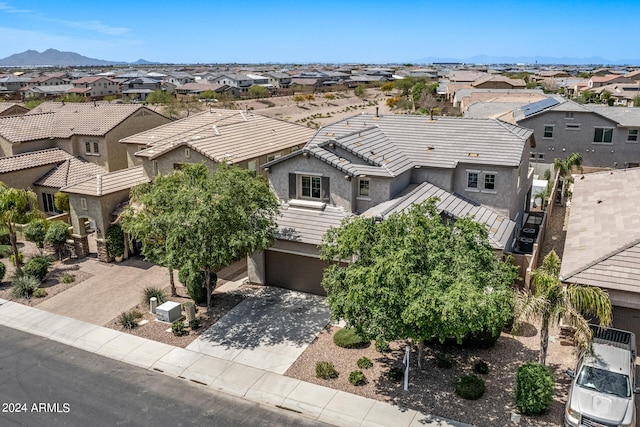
[{"left": 0, "top": 326, "right": 327, "bottom": 427}]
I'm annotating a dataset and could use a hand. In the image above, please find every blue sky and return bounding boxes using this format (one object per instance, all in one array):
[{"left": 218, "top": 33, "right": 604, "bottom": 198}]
[{"left": 1, "top": 0, "right": 638, "bottom": 64}]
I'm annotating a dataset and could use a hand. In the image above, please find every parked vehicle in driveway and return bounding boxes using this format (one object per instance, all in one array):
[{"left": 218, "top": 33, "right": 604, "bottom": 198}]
[{"left": 565, "top": 325, "right": 638, "bottom": 427}]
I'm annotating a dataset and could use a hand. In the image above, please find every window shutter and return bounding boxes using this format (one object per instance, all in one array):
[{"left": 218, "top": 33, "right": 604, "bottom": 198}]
[
  {"left": 289, "top": 173, "right": 297, "bottom": 199},
  {"left": 321, "top": 176, "right": 330, "bottom": 201}
]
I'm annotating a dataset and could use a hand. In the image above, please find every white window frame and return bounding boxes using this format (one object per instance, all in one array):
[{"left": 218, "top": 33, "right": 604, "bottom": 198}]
[
  {"left": 84, "top": 140, "right": 100, "bottom": 155},
  {"left": 357, "top": 178, "right": 370, "bottom": 198}
]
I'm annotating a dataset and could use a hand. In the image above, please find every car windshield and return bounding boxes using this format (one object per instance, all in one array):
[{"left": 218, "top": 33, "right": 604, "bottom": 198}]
[{"left": 576, "top": 365, "right": 631, "bottom": 398}]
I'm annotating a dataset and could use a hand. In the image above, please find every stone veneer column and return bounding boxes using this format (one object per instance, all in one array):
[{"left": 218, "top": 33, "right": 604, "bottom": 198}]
[
  {"left": 71, "top": 234, "right": 90, "bottom": 258},
  {"left": 96, "top": 238, "right": 110, "bottom": 263}
]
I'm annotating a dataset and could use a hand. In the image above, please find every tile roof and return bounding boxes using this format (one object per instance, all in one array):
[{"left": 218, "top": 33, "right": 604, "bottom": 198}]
[
  {"left": 0, "top": 148, "right": 72, "bottom": 174},
  {"left": 0, "top": 102, "right": 159, "bottom": 143},
  {"left": 124, "top": 109, "right": 315, "bottom": 163},
  {"left": 61, "top": 165, "right": 149, "bottom": 196},
  {"left": 0, "top": 103, "right": 28, "bottom": 115},
  {"left": 274, "top": 204, "right": 351, "bottom": 246},
  {"left": 34, "top": 157, "right": 106, "bottom": 188},
  {"left": 583, "top": 105, "right": 640, "bottom": 127},
  {"left": 560, "top": 168, "right": 640, "bottom": 293},
  {"left": 267, "top": 113, "right": 533, "bottom": 177},
  {"left": 362, "top": 182, "right": 515, "bottom": 250}
]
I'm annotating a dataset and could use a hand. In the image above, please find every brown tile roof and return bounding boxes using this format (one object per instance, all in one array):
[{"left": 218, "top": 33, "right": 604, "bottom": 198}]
[
  {"left": 0, "top": 148, "right": 72, "bottom": 173},
  {"left": 0, "top": 103, "right": 28, "bottom": 115},
  {"left": 0, "top": 102, "right": 162, "bottom": 143},
  {"left": 72, "top": 76, "right": 118, "bottom": 84},
  {"left": 123, "top": 109, "right": 315, "bottom": 164},
  {"left": 34, "top": 157, "right": 106, "bottom": 188},
  {"left": 61, "top": 165, "right": 149, "bottom": 196}
]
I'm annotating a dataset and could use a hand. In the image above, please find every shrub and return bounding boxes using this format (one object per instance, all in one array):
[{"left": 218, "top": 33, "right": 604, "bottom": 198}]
[
  {"left": 0, "top": 261, "right": 5, "bottom": 282},
  {"left": 375, "top": 339, "right": 390, "bottom": 353},
  {"left": 189, "top": 319, "right": 200, "bottom": 330},
  {"left": 119, "top": 310, "right": 143, "bottom": 330},
  {"left": 32, "top": 288, "right": 47, "bottom": 298},
  {"left": 388, "top": 367, "right": 403, "bottom": 382},
  {"left": 142, "top": 286, "right": 167, "bottom": 307},
  {"left": 349, "top": 370, "right": 367, "bottom": 386},
  {"left": 105, "top": 224, "right": 125, "bottom": 259},
  {"left": 516, "top": 362, "right": 554, "bottom": 415},
  {"left": 455, "top": 374, "right": 485, "bottom": 400},
  {"left": 435, "top": 351, "right": 454, "bottom": 369},
  {"left": 178, "top": 264, "right": 214, "bottom": 305},
  {"left": 357, "top": 357, "right": 373, "bottom": 369},
  {"left": 171, "top": 321, "right": 186, "bottom": 336},
  {"left": 315, "top": 361, "right": 338, "bottom": 380},
  {"left": 54, "top": 191, "right": 69, "bottom": 213},
  {"left": 333, "top": 328, "right": 369, "bottom": 349},
  {"left": 62, "top": 274, "right": 75, "bottom": 284},
  {"left": 11, "top": 274, "right": 40, "bottom": 298},
  {"left": 0, "top": 245, "right": 11, "bottom": 258},
  {"left": 474, "top": 360, "right": 490, "bottom": 375},
  {"left": 23, "top": 256, "right": 51, "bottom": 282},
  {"left": 45, "top": 221, "right": 70, "bottom": 261},
  {"left": 10, "top": 252, "right": 23, "bottom": 267},
  {"left": 24, "top": 219, "right": 49, "bottom": 249}
]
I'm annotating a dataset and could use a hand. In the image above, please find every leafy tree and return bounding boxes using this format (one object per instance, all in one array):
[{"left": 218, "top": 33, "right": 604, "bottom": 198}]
[
  {"left": 198, "top": 90, "right": 217, "bottom": 100},
  {"left": 292, "top": 94, "right": 305, "bottom": 105},
  {"left": 25, "top": 99, "right": 44, "bottom": 109},
  {"left": 105, "top": 224, "right": 125, "bottom": 259},
  {"left": 248, "top": 85, "right": 270, "bottom": 99},
  {"left": 56, "top": 93, "right": 85, "bottom": 103},
  {"left": 411, "top": 82, "right": 426, "bottom": 107},
  {"left": 393, "top": 79, "right": 413, "bottom": 96},
  {"left": 54, "top": 191, "right": 69, "bottom": 212},
  {"left": 24, "top": 218, "right": 49, "bottom": 253},
  {"left": 354, "top": 85, "right": 366, "bottom": 98},
  {"left": 44, "top": 221, "right": 70, "bottom": 261},
  {"left": 146, "top": 90, "right": 174, "bottom": 105},
  {"left": 515, "top": 250, "right": 612, "bottom": 365},
  {"left": 121, "top": 163, "right": 279, "bottom": 309},
  {"left": 554, "top": 152, "right": 582, "bottom": 204},
  {"left": 0, "top": 184, "right": 43, "bottom": 273},
  {"left": 380, "top": 82, "right": 394, "bottom": 95},
  {"left": 104, "top": 95, "right": 117, "bottom": 103},
  {"left": 634, "top": 95, "right": 640, "bottom": 107},
  {"left": 320, "top": 200, "right": 518, "bottom": 366}
]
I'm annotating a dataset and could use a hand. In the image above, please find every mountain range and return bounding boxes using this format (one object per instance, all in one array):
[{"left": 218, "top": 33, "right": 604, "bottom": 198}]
[
  {"left": 0, "top": 49, "right": 155, "bottom": 67},
  {"left": 416, "top": 55, "right": 640, "bottom": 66}
]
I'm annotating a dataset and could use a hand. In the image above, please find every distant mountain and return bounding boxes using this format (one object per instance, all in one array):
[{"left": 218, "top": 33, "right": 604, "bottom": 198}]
[
  {"left": 0, "top": 49, "right": 155, "bottom": 67},
  {"left": 415, "top": 55, "right": 640, "bottom": 66}
]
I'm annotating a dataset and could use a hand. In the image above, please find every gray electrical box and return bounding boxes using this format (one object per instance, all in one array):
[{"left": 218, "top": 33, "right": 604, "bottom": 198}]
[{"left": 155, "top": 301, "right": 182, "bottom": 323}]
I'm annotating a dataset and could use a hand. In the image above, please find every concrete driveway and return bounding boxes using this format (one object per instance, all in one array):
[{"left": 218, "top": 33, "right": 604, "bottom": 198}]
[{"left": 186, "top": 286, "right": 331, "bottom": 374}]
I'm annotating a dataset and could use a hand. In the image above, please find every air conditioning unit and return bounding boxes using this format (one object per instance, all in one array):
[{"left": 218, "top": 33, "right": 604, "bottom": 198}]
[{"left": 155, "top": 301, "right": 182, "bottom": 323}]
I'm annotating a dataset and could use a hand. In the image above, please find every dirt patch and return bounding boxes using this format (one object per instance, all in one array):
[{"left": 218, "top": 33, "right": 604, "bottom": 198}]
[{"left": 286, "top": 324, "right": 576, "bottom": 427}]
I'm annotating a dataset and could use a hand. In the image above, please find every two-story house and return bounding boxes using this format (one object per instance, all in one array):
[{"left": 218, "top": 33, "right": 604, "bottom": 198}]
[
  {"left": 68, "top": 76, "right": 122, "bottom": 99},
  {"left": 510, "top": 98, "right": 640, "bottom": 168},
  {"left": 212, "top": 74, "right": 254, "bottom": 93},
  {"left": 121, "top": 77, "right": 161, "bottom": 101},
  {"left": 263, "top": 71, "right": 292, "bottom": 89},
  {"left": 249, "top": 113, "right": 536, "bottom": 295}
]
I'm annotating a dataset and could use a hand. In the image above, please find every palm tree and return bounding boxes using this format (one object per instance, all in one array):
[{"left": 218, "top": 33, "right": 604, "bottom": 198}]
[
  {"left": 0, "top": 184, "right": 43, "bottom": 275},
  {"left": 553, "top": 153, "right": 583, "bottom": 205},
  {"left": 515, "top": 250, "right": 612, "bottom": 365}
]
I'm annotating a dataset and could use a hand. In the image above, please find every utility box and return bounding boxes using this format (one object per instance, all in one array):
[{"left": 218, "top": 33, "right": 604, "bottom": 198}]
[{"left": 155, "top": 301, "right": 182, "bottom": 323}]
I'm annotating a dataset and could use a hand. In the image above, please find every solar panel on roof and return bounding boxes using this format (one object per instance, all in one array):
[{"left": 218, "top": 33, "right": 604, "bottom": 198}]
[{"left": 522, "top": 97, "right": 560, "bottom": 117}]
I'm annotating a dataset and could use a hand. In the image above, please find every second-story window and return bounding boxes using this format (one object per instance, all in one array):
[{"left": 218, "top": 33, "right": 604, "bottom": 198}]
[
  {"left": 543, "top": 125, "right": 554, "bottom": 138},
  {"left": 484, "top": 173, "right": 496, "bottom": 190},
  {"left": 467, "top": 172, "right": 478, "bottom": 189},
  {"left": 301, "top": 175, "right": 321, "bottom": 199},
  {"left": 85, "top": 140, "right": 99, "bottom": 155},
  {"left": 358, "top": 179, "right": 370, "bottom": 197},
  {"left": 593, "top": 127, "right": 613, "bottom": 143},
  {"left": 628, "top": 129, "right": 638, "bottom": 142}
]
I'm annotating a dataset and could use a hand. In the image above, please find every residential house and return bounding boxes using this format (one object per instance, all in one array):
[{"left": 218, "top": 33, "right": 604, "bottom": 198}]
[
  {"left": 471, "top": 75, "right": 526, "bottom": 90},
  {"left": 173, "top": 83, "right": 236, "bottom": 98},
  {"left": 121, "top": 77, "right": 161, "bottom": 101},
  {"left": 249, "top": 113, "right": 536, "bottom": 295},
  {"left": 559, "top": 167, "right": 640, "bottom": 337},
  {"left": 0, "top": 75, "right": 31, "bottom": 97},
  {"left": 0, "top": 102, "right": 171, "bottom": 171},
  {"left": 0, "top": 103, "right": 29, "bottom": 116},
  {"left": 263, "top": 72, "right": 292, "bottom": 89},
  {"left": 212, "top": 74, "right": 254, "bottom": 93},
  {"left": 509, "top": 98, "right": 640, "bottom": 168},
  {"left": 27, "top": 73, "right": 70, "bottom": 87},
  {"left": 68, "top": 76, "right": 122, "bottom": 99},
  {"left": 22, "top": 84, "right": 74, "bottom": 99},
  {"left": 587, "top": 74, "right": 633, "bottom": 89}
]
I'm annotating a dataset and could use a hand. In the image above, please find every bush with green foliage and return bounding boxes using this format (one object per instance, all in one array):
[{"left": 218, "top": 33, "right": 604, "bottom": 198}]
[
  {"left": 375, "top": 339, "right": 390, "bottom": 353},
  {"left": 516, "top": 362, "right": 554, "bottom": 415},
  {"left": 172, "top": 321, "right": 186, "bottom": 336},
  {"left": 388, "top": 367, "right": 403, "bottom": 382},
  {"left": 12, "top": 274, "right": 40, "bottom": 299},
  {"left": 178, "top": 264, "right": 213, "bottom": 305},
  {"left": 333, "top": 328, "right": 369, "bottom": 349},
  {"left": 119, "top": 310, "right": 143, "bottom": 329},
  {"left": 0, "top": 261, "right": 5, "bottom": 282},
  {"left": 315, "top": 361, "right": 338, "bottom": 379},
  {"left": 45, "top": 221, "right": 70, "bottom": 260},
  {"left": 0, "top": 245, "right": 11, "bottom": 258},
  {"left": 189, "top": 319, "right": 200, "bottom": 330},
  {"left": 32, "top": 288, "right": 47, "bottom": 298},
  {"left": 435, "top": 351, "right": 454, "bottom": 369},
  {"left": 105, "top": 224, "right": 125, "bottom": 259},
  {"left": 62, "top": 274, "right": 75, "bottom": 284},
  {"left": 474, "top": 360, "right": 489, "bottom": 375},
  {"left": 357, "top": 356, "right": 373, "bottom": 369},
  {"left": 10, "top": 252, "right": 23, "bottom": 267},
  {"left": 54, "top": 191, "right": 69, "bottom": 212},
  {"left": 455, "top": 374, "right": 485, "bottom": 400},
  {"left": 23, "top": 256, "right": 51, "bottom": 282},
  {"left": 24, "top": 219, "right": 49, "bottom": 249},
  {"left": 349, "top": 370, "right": 367, "bottom": 386},
  {"left": 142, "top": 286, "right": 167, "bottom": 307}
]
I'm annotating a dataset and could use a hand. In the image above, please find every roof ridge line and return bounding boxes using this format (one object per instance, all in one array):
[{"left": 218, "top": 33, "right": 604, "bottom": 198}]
[{"left": 561, "top": 236, "right": 640, "bottom": 281}]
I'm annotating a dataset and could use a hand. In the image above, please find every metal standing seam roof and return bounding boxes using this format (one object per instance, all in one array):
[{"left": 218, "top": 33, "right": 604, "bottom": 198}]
[
  {"left": 274, "top": 205, "right": 351, "bottom": 246},
  {"left": 61, "top": 165, "right": 149, "bottom": 196},
  {"left": 126, "top": 109, "right": 315, "bottom": 163},
  {"left": 34, "top": 157, "right": 106, "bottom": 188},
  {"left": 0, "top": 148, "right": 72, "bottom": 173},
  {"left": 560, "top": 168, "right": 640, "bottom": 293},
  {"left": 361, "top": 181, "right": 515, "bottom": 250},
  {"left": 270, "top": 114, "right": 532, "bottom": 177}
]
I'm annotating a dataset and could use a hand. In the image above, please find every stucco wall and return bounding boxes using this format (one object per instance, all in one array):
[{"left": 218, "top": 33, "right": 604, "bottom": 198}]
[
  {"left": 68, "top": 189, "right": 131, "bottom": 237},
  {"left": 453, "top": 162, "right": 517, "bottom": 218},
  {"left": 142, "top": 148, "right": 218, "bottom": 177},
  {"left": 411, "top": 167, "right": 454, "bottom": 191},
  {"left": 9, "top": 139, "right": 55, "bottom": 156}
]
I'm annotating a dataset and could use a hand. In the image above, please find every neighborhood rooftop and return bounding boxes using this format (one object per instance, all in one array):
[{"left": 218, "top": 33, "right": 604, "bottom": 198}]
[
  {"left": 0, "top": 148, "right": 72, "bottom": 173},
  {"left": 61, "top": 165, "right": 149, "bottom": 196}
]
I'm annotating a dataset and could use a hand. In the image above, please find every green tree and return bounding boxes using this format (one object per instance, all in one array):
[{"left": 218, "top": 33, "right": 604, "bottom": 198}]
[
  {"left": 56, "top": 93, "right": 85, "bottom": 103},
  {"left": 25, "top": 99, "right": 44, "bottom": 109},
  {"left": 44, "top": 220, "right": 70, "bottom": 261},
  {"left": 354, "top": 85, "right": 366, "bottom": 98},
  {"left": 198, "top": 90, "right": 217, "bottom": 101},
  {"left": 393, "top": 79, "right": 413, "bottom": 96},
  {"left": 634, "top": 95, "right": 640, "bottom": 107},
  {"left": 320, "top": 200, "right": 518, "bottom": 366},
  {"left": 248, "top": 85, "right": 270, "bottom": 99},
  {"left": 23, "top": 218, "right": 49, "bottom": 253},
  {"left": 0, "top": 184, "right": 43, "bottom": 274},
  {"left": 121, "top": 163, "right": 279, "bottom": 310},
  {"left": 380, "top": 82, "right": 394, "bottom": 95},
  {"left": 54, "top": 191, "right": 69, "bottom": 212},
  {"left": 515, "top": 250, "right": 612, "bottom": 365},
  {"left": 554, "top": 152, "right": 582, "bottom": 204},
  {"left": 411, "top": 82, "right": 426, "bottom": 107},
  {"left": 146, "top": 90, "right": 174, "bottom": 105}
]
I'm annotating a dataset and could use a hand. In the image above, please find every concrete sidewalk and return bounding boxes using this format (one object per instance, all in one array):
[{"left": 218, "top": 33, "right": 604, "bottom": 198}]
[{"left": 0, "top": 297, "right": 471, "bottom": 427}]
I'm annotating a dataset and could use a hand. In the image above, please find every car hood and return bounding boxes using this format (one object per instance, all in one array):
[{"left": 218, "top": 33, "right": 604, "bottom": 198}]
[{"left": 570, "top": 387, "right": 632, "bottom": 423}]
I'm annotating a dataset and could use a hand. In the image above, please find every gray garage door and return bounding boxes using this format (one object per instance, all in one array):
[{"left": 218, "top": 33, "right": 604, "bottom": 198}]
[
  {"left": 612, "top": 306, "right": 640, "bottom": 353},
  {"left": 265, "top": 250, "right": 327, "bottom": 296}
]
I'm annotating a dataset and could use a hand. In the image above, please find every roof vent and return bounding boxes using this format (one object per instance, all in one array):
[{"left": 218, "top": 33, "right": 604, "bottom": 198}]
[
  {"left": 212, "top": 125, "right": 220, "bottom": 136},
  {"left": 468, "top": 153, "right": 480, "bottom": 157},
  {"left": 426, "top": 146, "right": 434, "bottom": 151}
]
